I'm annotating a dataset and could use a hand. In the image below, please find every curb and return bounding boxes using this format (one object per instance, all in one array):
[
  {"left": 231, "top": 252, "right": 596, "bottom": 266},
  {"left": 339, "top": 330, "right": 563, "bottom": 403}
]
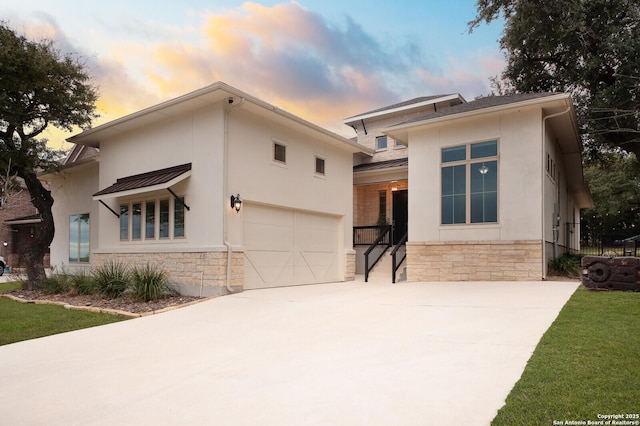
[{"left": 1, "top": 293, "right": 215, "bottom": 318}]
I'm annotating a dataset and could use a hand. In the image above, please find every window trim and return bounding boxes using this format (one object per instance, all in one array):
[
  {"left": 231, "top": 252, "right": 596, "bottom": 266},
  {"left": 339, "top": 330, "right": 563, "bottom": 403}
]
[
  {"left": 440, "top": 140, "right": 499, "bottom": 225},
  {"left": 315, "top": 156, "right": 326, "bottom": 176},
  {"left": 273, "top": 141, "right": 287, "bottom": 165},
  {"left": 69, "top": 213, "right": 90, "bottom": 263}
]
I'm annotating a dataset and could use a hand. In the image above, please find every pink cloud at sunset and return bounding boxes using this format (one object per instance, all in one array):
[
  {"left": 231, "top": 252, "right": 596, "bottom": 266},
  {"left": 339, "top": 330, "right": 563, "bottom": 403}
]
[{"left": 4, "top": 1, "right": 504, "bottom": 145}]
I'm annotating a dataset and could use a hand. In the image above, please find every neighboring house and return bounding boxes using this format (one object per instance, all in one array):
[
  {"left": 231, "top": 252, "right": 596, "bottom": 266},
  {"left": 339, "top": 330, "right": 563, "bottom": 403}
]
[
  {"left": 0, "top": 180, "right": 50, "bottom": 271},
  {"left": 346, "top": 92, "right": 592, "bottom": 281},
  {"left": 43, "top": 82, "right": 369, "bottom": 296}
]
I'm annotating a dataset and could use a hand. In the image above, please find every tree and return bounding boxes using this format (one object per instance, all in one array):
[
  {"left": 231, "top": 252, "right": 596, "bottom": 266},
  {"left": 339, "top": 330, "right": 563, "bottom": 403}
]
[
  {"left": 580, "top": 152, "right": 640, "bottom": 248},
  {"left": 470, "top": 0, "right": 640, "bottom": 158},
  {"left": 0, "top": 23, "right": 97, "bottom": 289}
]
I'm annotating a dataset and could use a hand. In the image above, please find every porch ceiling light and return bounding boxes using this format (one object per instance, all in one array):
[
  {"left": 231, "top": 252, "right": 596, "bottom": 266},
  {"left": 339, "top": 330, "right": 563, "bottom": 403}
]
[{"left": 230, "top": 194, "right": 243, "bottom": 213}]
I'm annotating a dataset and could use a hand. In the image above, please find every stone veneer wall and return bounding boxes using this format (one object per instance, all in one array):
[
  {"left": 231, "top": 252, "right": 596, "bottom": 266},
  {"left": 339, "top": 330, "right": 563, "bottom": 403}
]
[
  {"left": 354, "top": 180, "right": 408, "bottom": 226},
  {"left": 345, "top": 250, "right": 356, "bottom": 281},
  {"left": 406, "top": 240, "right": 543, "bottom": 282},
  {"left": 93, "top": 251, "right": 244, "bottom": 296}
]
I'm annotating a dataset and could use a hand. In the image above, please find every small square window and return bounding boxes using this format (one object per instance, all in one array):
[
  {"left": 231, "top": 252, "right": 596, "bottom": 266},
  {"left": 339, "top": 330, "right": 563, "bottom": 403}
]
[
  {"left": 274, "top": 142, "right": 286, "bottom": 163},
  {"left": 376, "top": 136, "right": 388, "bottom": 151},
  {"left": 315, "top": 157, "right": 325, "bottom": 175}
]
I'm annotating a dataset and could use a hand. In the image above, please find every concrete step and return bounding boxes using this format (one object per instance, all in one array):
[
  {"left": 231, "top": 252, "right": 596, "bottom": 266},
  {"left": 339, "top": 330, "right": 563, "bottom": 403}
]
[{"left": 367, "top": 250, "right": 407, "bottom": 282}]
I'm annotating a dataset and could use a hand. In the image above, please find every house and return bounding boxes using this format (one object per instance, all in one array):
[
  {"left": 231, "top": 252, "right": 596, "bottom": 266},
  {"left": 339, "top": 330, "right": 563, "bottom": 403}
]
[
  {"left": 46, "top": 82, "right": 592, "bottom": 294},
  {"left": 0, "top": 180, "right": 50, "bottom": 271},
  {"left": 346, "top": 92, "right": 592, "bottom": 281},
  {"left": 45, "top": 82, "right": 370, "bottom": 296}
]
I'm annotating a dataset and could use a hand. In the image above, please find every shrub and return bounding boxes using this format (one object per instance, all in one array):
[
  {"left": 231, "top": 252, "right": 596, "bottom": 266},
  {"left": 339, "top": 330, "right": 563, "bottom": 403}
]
[
  {"left": 43, "top": 274, "right": 71, "bottom": 294},
  {"left": 131, "top": 263, "right": 172, "bottom": 302},
  {"left": 69, "top": 270, "right": 96, "bottom": 295},
  {"left": 548, "top": 253, "right": 581, "bottom": 277},
  {"left": 93, "top": 261, "right": 131, "bottom": 298}
]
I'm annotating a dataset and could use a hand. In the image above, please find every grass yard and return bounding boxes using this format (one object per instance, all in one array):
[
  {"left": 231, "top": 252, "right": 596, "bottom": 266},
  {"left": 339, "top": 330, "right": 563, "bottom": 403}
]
[
  {"left": 493, "top": 287, "right": 640, "bottom": 425},
  {"left": 0, "top": 281, "right": 129, "bottom": 346}
]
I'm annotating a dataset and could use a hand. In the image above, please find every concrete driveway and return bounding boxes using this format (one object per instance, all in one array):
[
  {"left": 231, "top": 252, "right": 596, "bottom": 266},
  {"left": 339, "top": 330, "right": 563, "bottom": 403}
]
[{"left": 0, "top": 279, "right": 578, "bottom": 425}]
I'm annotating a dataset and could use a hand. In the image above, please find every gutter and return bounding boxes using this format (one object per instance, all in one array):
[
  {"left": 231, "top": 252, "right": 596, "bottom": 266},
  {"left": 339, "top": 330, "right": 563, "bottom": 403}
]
[
  {"left": 541, "top": 104, "right": 571, "bottom": 278},
  {"left": 223, "top": 96, "right": 245, "bottom": 293}
]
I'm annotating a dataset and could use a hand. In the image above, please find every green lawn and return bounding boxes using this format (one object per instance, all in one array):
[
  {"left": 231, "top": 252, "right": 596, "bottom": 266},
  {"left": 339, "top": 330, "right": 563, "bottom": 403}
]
[
  {"left": 0, "top": 281, "right": 129, "bottom": 346},
  {"left": 493, "top": 288, "right": 640, "bottom": 424}
]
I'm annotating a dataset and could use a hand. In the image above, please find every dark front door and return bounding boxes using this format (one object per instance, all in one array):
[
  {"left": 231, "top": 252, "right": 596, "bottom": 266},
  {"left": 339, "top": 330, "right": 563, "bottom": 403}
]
[{"left": 392, "top": 189, "right": 408, "bottom": 245}]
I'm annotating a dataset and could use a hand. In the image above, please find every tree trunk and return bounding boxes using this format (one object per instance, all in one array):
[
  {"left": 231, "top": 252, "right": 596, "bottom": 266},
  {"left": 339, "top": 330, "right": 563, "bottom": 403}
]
[{"left": 20, "top": 172, "right": 55, "bottom": 291}]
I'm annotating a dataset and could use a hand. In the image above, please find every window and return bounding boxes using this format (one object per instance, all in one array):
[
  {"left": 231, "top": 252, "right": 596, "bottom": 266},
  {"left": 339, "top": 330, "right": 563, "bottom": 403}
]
[
  {"left": 174, "top": 197, "right": 185, "bottom": 238},
  {"left": 159, "top": 199, "right": 169, "bottom": 238},
  {"left": 274, "top": 142, "right": 286, "bottom": 163},
  {"left": 69, "top": 213, "right": 90, "bottom": 263},
  {"left": 441, "top": 140, "right": 498, "bottom": 225},
  {"left": 394, "top": 139, "right": 406, "bottom": 149},
  {"left": 376, "top": 136, "right": 388, "bottom": 151},
  {"left": 120, "top": 197, "right": 185, "bottom": 241},
  {"left": 315, "top": 157, "right": 325, "bottom": 175},
  {"left": 120, "top": 205, "right": 129, "bottom": 240},
  {"left": 132, "top": 203, "right": 142, "bottom": 240},
  {"left": 379, "top": 190, "right": 386, "bottom": 222},
  {"left": 145, "top": 201, "right": 155, "bottom": 239},
  {"left": 546, "top": 152, "right": 556, "bottom": 181}
]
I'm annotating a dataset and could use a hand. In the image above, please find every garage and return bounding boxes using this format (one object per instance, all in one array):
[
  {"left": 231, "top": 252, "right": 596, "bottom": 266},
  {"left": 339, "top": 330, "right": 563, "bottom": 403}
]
[{"left": 243, "top": 204, "right": 340, "bottom": 290}]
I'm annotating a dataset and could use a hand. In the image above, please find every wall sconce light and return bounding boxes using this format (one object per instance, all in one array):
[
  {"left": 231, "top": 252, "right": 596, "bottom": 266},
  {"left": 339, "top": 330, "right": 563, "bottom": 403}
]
[
  {"left": 230, "top": 194, "right": 243, "bottom": 213},
  {"left": 2, "top": 241, "right": 7, "bottom": 247}
]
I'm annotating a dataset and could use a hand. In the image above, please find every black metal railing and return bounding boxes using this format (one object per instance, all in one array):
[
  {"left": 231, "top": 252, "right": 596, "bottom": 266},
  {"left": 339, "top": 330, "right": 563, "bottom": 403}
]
[
  {"left": 391, "top": 231, "right": 408, "bottom": 283},
  {"left": 354, "top": 225, "right": 391, "bottom": 246},
  {"left": 363, "top": 225, "right": 392, "bottom": 282}
]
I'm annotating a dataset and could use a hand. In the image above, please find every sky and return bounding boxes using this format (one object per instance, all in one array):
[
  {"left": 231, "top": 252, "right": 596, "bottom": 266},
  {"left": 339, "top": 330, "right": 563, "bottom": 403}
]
[{"left": 1, "top": 0, "right": 505, "bottom": 145}]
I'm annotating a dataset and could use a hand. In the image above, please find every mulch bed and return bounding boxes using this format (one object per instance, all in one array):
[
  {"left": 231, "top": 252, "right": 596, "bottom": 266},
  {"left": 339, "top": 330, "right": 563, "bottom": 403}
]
[{"left": 5, "top": 289, "right": 203, "bottom": 316}]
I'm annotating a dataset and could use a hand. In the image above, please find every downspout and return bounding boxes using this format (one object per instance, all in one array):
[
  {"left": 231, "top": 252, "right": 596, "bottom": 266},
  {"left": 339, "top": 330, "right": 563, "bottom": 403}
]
[
  {"left": 541, "top": 105, "right": 571, "bottom": 279},
  {"left": 223, "top": 96, "right": 245, "bottom": 293}
]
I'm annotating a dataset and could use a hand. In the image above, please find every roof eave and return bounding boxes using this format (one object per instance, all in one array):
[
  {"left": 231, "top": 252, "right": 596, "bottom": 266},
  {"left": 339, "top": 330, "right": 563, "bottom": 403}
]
[
  {"left": 68, "top": 82, "right": 371, "bottom": 155},
  {"left": 343, "top": 94, "right": 465, "bottom": 125},
  {"left": 384, "top": 93, "right": 571, "bottom": 144}
]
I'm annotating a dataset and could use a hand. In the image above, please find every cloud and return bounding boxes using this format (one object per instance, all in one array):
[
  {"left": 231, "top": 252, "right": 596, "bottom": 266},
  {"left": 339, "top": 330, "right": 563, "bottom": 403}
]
[{"left": 6, "top": 2, "right": 504, "bottom": 140}]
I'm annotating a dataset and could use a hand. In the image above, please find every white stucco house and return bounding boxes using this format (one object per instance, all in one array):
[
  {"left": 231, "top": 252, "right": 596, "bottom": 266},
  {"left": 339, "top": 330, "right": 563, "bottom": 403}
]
[
  {"left": 348, "top": 92, "right": 592, "bottom": 281},
  {"left": 46, "top": 82, "right": 370, "bottom": 296},
  {"left": 45, "top": 83, "right": 591, "bottom": 294}
]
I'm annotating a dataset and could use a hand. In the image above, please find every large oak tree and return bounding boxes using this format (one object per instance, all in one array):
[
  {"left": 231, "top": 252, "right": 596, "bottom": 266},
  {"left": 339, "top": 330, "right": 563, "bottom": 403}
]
[
  {"left": 0, "top": 23, "right": 97, "bottom": 289},
  {"left": 470, "top": 0, "right": 640, "bottom": 158}
]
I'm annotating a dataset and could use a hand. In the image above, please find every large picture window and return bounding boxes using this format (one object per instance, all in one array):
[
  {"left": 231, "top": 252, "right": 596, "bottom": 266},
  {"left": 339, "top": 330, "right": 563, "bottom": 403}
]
[
  {"left": 69, "top": 213, "right": 90, "bottom": 263},
  {"left": 120, "top": 196, "right": 185, "bottom": 241},
  {"left": 441, "top": 140, "right": 498, "bottom": 225}
]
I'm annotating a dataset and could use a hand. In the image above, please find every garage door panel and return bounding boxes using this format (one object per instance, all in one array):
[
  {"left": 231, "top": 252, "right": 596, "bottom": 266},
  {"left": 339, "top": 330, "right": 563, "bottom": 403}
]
[
  {"left": 245, "top": 249, "right": 294, "bottom": 285},
  {"left": 244, "top": 204, "right": 340, "bottom": 290}
]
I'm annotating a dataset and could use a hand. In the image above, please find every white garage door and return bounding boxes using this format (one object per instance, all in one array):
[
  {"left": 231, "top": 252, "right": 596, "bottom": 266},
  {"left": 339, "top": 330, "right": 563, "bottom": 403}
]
[{"left": 243, "top": 204, "right": 340, "bottom": 290}]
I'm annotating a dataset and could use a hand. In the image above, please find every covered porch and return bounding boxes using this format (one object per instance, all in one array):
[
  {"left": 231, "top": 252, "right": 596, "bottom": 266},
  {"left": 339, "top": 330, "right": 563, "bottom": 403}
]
[{"left": 353, "top": 158, "right": 408, "bottom": 281}]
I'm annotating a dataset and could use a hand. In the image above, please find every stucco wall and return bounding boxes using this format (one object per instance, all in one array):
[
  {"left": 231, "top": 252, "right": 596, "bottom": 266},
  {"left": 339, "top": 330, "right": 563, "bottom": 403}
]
[
  {"left": 96, "top": 103, "right": 226, "bottom": 251},
  {"left": 226, "top": 107, "right": 355, "bottom": 280},
  {"left": 408, "top": 107, "right": 543, "bottom": 243},
  {"left": 48, "top": 162, "right": 100, "bottom": 273}
]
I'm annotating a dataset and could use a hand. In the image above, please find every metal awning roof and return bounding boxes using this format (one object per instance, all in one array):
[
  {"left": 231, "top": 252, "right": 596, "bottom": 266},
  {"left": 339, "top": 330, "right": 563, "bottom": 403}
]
[{"left": 93, "top": 163, "right": 192, "bottom": 201}]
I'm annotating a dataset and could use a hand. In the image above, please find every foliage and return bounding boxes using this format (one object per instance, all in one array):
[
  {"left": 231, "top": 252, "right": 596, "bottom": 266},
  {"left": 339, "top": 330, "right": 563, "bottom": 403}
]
[
  {"left": 0, "top": 22, "right": 98, "bottom": 290},
  {"left": 0, "top": 298, "right": 127, "bottom": 346},
  {"left": 580, "top": 152, "right": 640, "bottom": 245},
  {"left": 492, "top": 288, "right": 640, "bottom": 424},
  {"left": 131, "top": 263, "right": 173, "bottom": 302},
  {"left": 93, "top": 261, "right": 131, "bottom": 299},
  {"left": 470, "top": 0, "right": 640, "bottom": 159},
  {"left": 548, "top": 253, "right": 581, "bottom": 277}
]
